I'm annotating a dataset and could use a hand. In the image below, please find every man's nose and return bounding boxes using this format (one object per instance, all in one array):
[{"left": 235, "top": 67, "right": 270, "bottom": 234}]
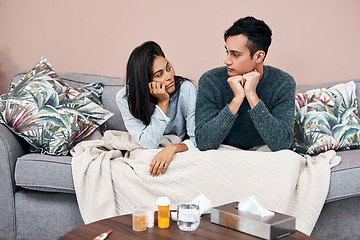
[{"left": 224, "top": 54, "right": 231, "bottom": 66}]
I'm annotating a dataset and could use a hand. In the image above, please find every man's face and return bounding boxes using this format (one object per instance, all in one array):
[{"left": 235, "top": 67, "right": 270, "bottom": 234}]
[{"left": 224, "top": 34, "right": 257, "bottom": 77}]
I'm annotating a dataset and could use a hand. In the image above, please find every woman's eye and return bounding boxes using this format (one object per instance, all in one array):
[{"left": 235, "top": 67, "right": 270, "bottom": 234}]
[
  {"left": 167, "top": 66, "right": 172, "bottom": 71},
  {"left": 156, "top": 73, "right": 162, "bottom": 78}
]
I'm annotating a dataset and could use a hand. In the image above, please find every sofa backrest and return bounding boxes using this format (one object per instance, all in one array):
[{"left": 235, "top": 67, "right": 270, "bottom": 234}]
[
  {"left": 11, "top": 71, "right": 360, "bottom": 132},
  {"left": 10, "top": 71, "right": 127, "bottom": 131}
]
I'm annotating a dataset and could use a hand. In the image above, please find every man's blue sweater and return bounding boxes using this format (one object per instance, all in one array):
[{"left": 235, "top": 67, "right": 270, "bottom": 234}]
[{"left": 195, "top": 65, "right": 295, "bottom": 151}]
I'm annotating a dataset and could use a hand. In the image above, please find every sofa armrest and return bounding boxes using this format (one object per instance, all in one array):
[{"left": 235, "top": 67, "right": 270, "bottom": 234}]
[{"left": 0, "top": 124, "right": 29, "bottom": 240}]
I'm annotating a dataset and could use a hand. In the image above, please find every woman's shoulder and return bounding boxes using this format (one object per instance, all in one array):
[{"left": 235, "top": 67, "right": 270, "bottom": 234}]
[
  {"left": 116, "top": 86, "right": 127, "bottom": 104},
  {"left": 116, "top": 85, "right": 126, "bottom": 95},
  {"left": 179, "top": 79, "right": 197, "bottom": 92},
  {"left": 178, "top": 80, "right": 197, "bottom": 100}
]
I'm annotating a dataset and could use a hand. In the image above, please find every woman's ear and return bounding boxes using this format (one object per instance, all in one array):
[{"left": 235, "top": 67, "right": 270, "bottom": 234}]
[{"left": 254, "top": 50, "right": 265, "bottom": 63}]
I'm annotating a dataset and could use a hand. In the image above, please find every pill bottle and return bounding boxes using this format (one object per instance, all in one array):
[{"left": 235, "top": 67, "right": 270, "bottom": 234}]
[
  {"left": 137, "top": 206, "right": 155, "bottom": 228},
  {"left": 156, "top": 197, "right": 171, "bottom": 229},
  {"left": 132, "top": 209, "right": 147, "bottom": 231}
]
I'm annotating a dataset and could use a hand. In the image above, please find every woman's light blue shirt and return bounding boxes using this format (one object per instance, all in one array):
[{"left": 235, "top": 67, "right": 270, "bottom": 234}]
[{"left": 116, "top": 81, "right": 197, "bottom": 150}]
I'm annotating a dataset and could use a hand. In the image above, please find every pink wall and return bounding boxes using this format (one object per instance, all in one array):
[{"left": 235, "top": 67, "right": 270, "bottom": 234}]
[{"left": 1, "top": 0, "right": 359, "bottom": 94}]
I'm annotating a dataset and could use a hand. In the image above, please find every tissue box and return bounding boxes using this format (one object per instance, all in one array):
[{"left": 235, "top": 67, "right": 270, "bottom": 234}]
[{"left": 210, "top": 202, "right": 295, "bottom": 240}]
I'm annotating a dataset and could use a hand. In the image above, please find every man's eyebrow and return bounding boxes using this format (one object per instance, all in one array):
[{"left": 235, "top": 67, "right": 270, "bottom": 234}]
[{"left": 224, "top": 46, "right": 241, "bottom": 53}]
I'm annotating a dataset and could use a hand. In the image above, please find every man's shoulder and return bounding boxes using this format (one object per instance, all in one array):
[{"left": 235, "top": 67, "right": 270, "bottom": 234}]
[
  {"left": 199, "top": 66, "right": 228, "bottom": 83},
  {"left": 264, "top": 65, "right": 294, "bottom": 82}
]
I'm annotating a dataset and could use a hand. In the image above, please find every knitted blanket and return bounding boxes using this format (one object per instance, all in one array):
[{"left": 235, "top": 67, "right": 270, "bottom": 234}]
[{"left": 71, "top": 130, "right": 341, "bottom": 235}]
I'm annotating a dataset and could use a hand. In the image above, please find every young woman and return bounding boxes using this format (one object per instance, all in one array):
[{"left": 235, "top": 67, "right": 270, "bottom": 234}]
[{"left": 116, "top": 41, "right": 197, "bottom": 177}]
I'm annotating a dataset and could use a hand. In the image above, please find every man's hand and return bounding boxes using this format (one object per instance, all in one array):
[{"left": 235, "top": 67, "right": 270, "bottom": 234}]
[
  {"left": 242, "top": 70, "right": 260, "bottom": 108},
  {"left": 242, "top": 70, "right": 260, "bottom": 97},
  {"left": 227, "top": 75, "right": 245, "bottom": 100},
  {"left": 149, "top": 145, "right": 177, "bottom": 176},
  {"left": 227, "top": 76, "right": 245, "bottom": 115},
  {"left": 149, "top": 82, "right": 170, "bottom": 114},
  {"left": 227, "top": 70, "right": 260, "bottom": 113}
]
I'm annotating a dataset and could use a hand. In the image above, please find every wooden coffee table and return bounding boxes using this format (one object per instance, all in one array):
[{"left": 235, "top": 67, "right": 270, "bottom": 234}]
[{"left": 59, "top": 213, "right": 314, "bottom": 240}]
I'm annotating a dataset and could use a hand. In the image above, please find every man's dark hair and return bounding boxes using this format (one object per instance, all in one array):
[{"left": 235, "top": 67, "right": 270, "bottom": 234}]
[{"left": 224, "top": 16, "right": 272, "bottom": 59}]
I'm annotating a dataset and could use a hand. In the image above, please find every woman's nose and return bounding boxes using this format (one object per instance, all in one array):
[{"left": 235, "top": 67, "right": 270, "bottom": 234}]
[{"left": 165, "top": 70, "right": 172, "bottom": 80}]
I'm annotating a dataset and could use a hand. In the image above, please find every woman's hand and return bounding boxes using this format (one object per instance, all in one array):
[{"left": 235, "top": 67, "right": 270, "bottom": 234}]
[
  {"left": 149, "top": 143, "right": 188, "bottom": 176},
  {"left": 149, "top": 82, "right": 169, "bottom": 101},
  {"left": 149, "top": 82, "right": 170, "bottom": 114}
]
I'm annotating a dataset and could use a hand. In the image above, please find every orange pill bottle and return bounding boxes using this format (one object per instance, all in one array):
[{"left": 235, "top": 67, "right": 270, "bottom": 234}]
[{"left": 156, "top": 197, "right": 171, "bottom": 229}]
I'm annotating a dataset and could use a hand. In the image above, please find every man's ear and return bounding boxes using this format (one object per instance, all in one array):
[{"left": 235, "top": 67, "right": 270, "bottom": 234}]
[{"left": 254, "top": 50, "right": 265, "bottom": 63}]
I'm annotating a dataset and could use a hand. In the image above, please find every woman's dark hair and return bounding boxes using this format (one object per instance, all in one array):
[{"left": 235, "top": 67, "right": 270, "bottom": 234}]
[
  {"left": 125, "top": 41, "right": 185, "bottom": 126},
  {"left": 224, "top": 16, "right": 272, "bottom": 59}
]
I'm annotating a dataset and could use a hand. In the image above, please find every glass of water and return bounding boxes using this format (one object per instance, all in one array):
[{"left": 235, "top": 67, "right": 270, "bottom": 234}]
[{"left": 177, "top": 198, "right": 200, "bottom": 231}]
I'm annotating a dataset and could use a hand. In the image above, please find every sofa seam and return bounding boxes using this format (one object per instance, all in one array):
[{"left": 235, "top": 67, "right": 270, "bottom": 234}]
[
  {"left": 17, "top": 159, "right": 71, "bottom": 165},
  {"left": 16, "top": 183, "right": 74, "bottom": 192},
  {"left": 325, "top": 193, "right": 360, "bottom": 203},
  {"left": 331, "top": 165, "right": 360, "bottom": 173}
]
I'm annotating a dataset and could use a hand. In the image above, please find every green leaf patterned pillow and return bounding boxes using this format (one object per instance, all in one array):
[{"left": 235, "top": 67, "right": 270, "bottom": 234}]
[
  {"left": 291, "top": 81, "right": 360, "bottom": 155},
  {"left": 0, "top": 57, "right": 113, "bottom": 155},
  {"left": 76, "top": 82, "right": 107, "bottom": 135}
]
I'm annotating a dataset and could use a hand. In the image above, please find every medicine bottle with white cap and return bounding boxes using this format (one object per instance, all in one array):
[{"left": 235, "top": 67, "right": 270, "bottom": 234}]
[{"left": 156, "top": 196, "right": 171, "bottom": 229}]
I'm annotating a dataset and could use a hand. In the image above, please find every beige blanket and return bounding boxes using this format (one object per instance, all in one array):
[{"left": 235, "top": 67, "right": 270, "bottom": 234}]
[{"left": 71, "top": 130, "right": 341, "bottom": 235}]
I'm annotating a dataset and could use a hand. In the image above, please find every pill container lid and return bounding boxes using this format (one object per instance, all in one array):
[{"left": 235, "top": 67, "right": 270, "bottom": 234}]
[
  {"left": 157, "top": 197, "right": 171, "bottom": 206},
  {"left": 137, "top": 206, "right": 155, "bottom": 212},
  {"left": 132, "top": 209, "right": 146, "bottom": 216}
]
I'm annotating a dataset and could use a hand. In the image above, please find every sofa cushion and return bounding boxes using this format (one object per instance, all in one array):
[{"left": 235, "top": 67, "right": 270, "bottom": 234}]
[
  {"left": 292, "top": 81, "right": 360, "bottom": 155},
  {"left": 0, "top": 57, "right": 114, "bottom": 155},
  {"left": 15, "top": 153, "right": 75, "bottom": 194},
  {"left": 326, "top": 149, "right": 360, "bottom": 202}
]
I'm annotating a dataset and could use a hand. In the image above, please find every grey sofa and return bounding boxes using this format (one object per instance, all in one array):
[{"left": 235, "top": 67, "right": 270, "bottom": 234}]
[{"left": 0, "top": 71, "right": 359, "bottom": 240}]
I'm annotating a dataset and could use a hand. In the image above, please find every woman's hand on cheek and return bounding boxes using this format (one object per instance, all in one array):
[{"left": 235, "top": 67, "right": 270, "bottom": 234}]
[
  {"left": 149, "top": 145, "right": 177, "bottom": 177},
  {"left": 148, "top": 82, "right": 170, "bottom": 103}
]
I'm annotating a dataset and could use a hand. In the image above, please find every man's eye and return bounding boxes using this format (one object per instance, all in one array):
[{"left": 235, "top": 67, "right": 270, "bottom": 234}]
[
  {"left": 167, "top": 66, "right": 172, "bottom": 71},
  {"left": 232, "top": 53, "right": 238, "bottom": 57}
]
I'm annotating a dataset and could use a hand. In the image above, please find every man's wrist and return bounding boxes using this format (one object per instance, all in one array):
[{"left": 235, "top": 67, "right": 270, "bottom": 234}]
[
  {"left": 246, "top": 93, "right": 260, "bottom": 109},
  {"left": 228, "top": 96, "right": 244, "bottom": 115}
]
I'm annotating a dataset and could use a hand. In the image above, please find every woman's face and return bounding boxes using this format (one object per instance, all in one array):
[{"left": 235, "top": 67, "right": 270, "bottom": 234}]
[{"left": 151, "top": 56, "right": 175, "bottom": 93}]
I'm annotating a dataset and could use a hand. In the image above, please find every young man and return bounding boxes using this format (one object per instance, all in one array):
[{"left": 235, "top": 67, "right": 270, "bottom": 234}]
[{"left": 195, "top": 16, "right": 295, "bottom": 151}]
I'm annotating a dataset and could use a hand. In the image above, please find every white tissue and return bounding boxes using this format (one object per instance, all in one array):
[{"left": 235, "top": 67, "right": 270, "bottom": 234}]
[
  {"left": 171, "top": 194, "right": 213, "bottom": 221},
  {"left": 237, "top": 196, "right": 274, "bottom": 218},
  {"left": 171, "top": 211, "right": 177, "bottom": 221},
  {"left": 193, "top": 194, "right": 212, "bottom": 215}
]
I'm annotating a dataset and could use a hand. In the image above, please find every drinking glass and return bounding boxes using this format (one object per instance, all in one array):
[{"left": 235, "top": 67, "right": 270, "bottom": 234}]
[{"left": 177, "top": 198, "right": 200, "bottom": 231}]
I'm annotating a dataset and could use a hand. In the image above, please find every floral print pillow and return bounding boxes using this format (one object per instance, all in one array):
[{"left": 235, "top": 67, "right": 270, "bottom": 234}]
[
  {"left": 291, "top": 81, "right": 360, "bottom": 155},
  {"left": 0, "top": 57, "right": 113, "bottom": 155}
]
